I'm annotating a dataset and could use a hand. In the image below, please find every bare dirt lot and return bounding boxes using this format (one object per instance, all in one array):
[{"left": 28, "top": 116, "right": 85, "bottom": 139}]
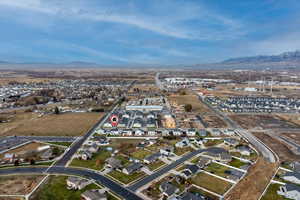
[
  {"left": 168, "top": 93, "right": 227, "bottom": 128},
  {"left": 282, "top": 132, "right": 300, "bottom": 144},
  {"left": 0, "top": 112, "right": 102, "bottom": 136},
  {"left": 229, "top": 114, "right": 300, "bottom": 129},
  {"left": 252, "top": 132, "right": 300, "bottom": 162},
  {"left": 0, "top": 175, "right": 44, "bottom": 195},
  {"left": 225, "top": 158, "right": 278, "bottom": 200},
  {"left": 0, "top": 142, "right": 44, "bottom": 159}
]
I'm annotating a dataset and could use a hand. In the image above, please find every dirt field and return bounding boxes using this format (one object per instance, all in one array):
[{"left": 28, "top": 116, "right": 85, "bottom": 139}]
[
  {"left": 0, "top": 112, "right": 102, "bottom": 136},
  {"left": 229, "top": 114, "right": 300, "bottom": 129},
  {"left": 282, "top": 132, "right": 300, "bottom": 144},
  {"left": 225, "top": 158, "right": 278, "bottom": 200},
  {"left": 252, "top": 132, "right": 300, "bottom": 162},
  {"left": 276, "top": 114, "right": 300, "bottom": 126},
  {"left": 168, "top": 94, "right": 211, "bottom": 113},
  {"left": 0, "top": 142, "right": 44, "bottom": 159},
  {"left": 0, "top": 175, "right": 44, "bottom": 195}
]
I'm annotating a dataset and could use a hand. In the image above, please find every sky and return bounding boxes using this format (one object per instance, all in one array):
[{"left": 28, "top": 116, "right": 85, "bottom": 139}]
[{"left": 0, "top": 0, "right": 300, "bottom": 65}]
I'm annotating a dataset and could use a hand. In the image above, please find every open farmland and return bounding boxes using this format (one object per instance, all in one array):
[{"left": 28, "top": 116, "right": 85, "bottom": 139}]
[
  {"left": 252, "top": 132, "right": 300, "bottom": 162},
  {"left": 229, "top": 114, "right": 300, "bottom": 129},
  {"left": 0, "top": 112, "right": 102, "bottom": 136},
  {"left": 0, "top": 175, "right": 45, "bottom": 195},
  {"left": 225, "top": 158, "right": 278, "bottom": 200}
]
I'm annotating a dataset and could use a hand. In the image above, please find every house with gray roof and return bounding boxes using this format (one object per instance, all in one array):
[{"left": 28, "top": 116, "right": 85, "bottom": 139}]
[
  {"left": 122, "top": 163, "right": 143, "bottom": 175},
  {"left": 105, "top": 157, "right": 122, "bottom": 170},
  {"left": 144, "top": 152, "right": 161, "bottom": 164},
  {"left": 282, "top": 172, "right": 300, "bottom": 185},
  {"left": 159, "top": 181, "right": 179, "bottom": 198},
  {"left": 81, "top": 189, "right": 107, "bottom": 200},
  {"left": 179, "top": 192, "right": 205, "bottom": 200},
  {"left": 180, "top": 164, "right": 200, "bottom": 179},
  {"left": 66, "top": 177, "right": 92, "bottom": 190},
  {"left": 277, "top": 184, "right": 300, "bottom": 200}
]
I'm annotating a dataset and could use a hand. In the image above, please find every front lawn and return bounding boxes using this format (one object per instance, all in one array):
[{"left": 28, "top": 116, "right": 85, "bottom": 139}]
[
  {"left": 130, "top": 150, "right": 152, "bottom": 160},
  {"left": 107, "top": 170, "right": 145, "bottom": 184},
  {"left": 205, "top": 163, "right": 231, "bottom": 178},
  {"left": 70, "top": 150, "right": 111, "bottom": 170},
  {"left": 228, "top": 158, "right": 247, "bottom": 168},
  {"left": 174, "top": 147, "right": 193, "bottom": 156},
  {"left": 148, "top": 160, "right": 165, "bottom": 171},
  {"left": 261, "top": 183, "right": 289, "bottom": 200}
]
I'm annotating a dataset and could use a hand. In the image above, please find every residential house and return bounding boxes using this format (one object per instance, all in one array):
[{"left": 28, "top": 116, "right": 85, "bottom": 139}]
[
  {"left": 172, "top": 129, "right": 182, "bottom": 136},
  {"left": 105, "top": 157, "right": 122, "bottom": 170},
  {"left": 132, "top": 118, "right": 144, "bottom": 128},
  {"left": 175, "top": 138, "right": 190, "bottom": 148},
  {"left": 122, "top": 129, "right": 133, "bottom": 136},
  {"left": 223, "top": 129, "right": 236, "bottom": 136},
  {"left": 197, "top": 157, "right": 211, "bottom": 169},
  {"left": 291, "top": 161, "right": 300, "bottom": 173},
  {"left": 187, "top": 128, "right": 197, "bottom": 137},
  {"left": 198, "top": 129, "right": 207, "bottom": 137},
  {"left": 147, "top": 130, "right": 156, "bottom": 136},
  {"left": 66, "top": 177, "right": 91, "bottom": 190},
  {"left": 40, "top": 149, "right": 53, "bottom": 160},
  {"left": 211, "top": 129, "right": 222, "bottom": 136},
  {"left": 180, "top": 164, "right": 200, "bottom": 179},
  {"left": 144, "top": 152, "right": 161, "bottom": 164},
  {"left": 122, "top": 163, "right": 143, "bottom": 175},
  {"left": 160, "top": 147, "right": 174, "bottom": 157},
  {"left": 135, "top": 129, "right": 145, "bottom": 136},
  {"left": 282, "top": 172, "right": 300, "bottom": 184},
  {"left": 159, "top": 182, "right": 179, "bottom": 198},
  {"left": 81, "top": 189, "right": 107, "bottom": 200},
  {"left": 223, "top": 138, "right": 239, "bottom": 146},
  {"left": 93, "top": 136, "right": 109, "bottom": 145},
  {"left": 162, "top": 129, "right": 170, "bottom": 136},
  {"left": 277, "top": 184, "right": 300, "bottom": 200},
  {"left": 225, "top": 169, "right": 244, "bottom": 181},
  {"left": 179, "top": 192, "right": 205, "bottom": 200},
  {"left": 205, "top": 147, "right": 232, "bottom": 163},
  {"left": 77, "top": 150, "right": 92, "bottom": 160},
  {"left": 236, "top": 145, "right": 252, "bottom": 156}
]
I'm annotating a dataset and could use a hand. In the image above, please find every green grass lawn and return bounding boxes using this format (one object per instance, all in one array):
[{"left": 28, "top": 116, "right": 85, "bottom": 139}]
[
  {"left": 191, "top": 173, "right": 232, "bottom": 195},
  {"left": 47, "top": 142, "right": 73, "bottom": 147},
  {"left": 130, "top": 150, "right": 152, "bottom": 160},
  {"left": 32, "top": 176, "right": 98, "bottom": 200},
  {"left": 148, "top": 160, "right": 165, "bottom": 171},
  {"left": 204, "top": 140, "right": 223, "bottom": 147},
  {"left": 174, "top": 147, "right": 193, "bottom": 156},
  {"left": 33, "top": 175, "right": 118, "bottom": 200},
  {"left": 70, "top": 150, "right": 111, "bottom": 170},
  {"left": 191, "top": 157, "right": 200, "bottom": 164},
  {"left": 261, "top": 183, "right": 290, "bottom": 200},
  {"left": 228, "top": 158, "right": 246, "bottom": 168},
  {"left": 205, "top": 163, "right": 231, "bottom": 178},
  {"left": 107, "top": 170, "right": 145, "bottom": 184}
]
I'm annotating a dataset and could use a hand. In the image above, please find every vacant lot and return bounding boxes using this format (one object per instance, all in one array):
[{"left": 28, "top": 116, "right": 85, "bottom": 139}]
[
  {"left": 225, "top": 158, "right": 278, "bottom": 200},
  {"left": 0, "top": 142, "right": 44, "bottom": 159},
  {"left": 169, "top": 94, "right": 211, "bottom": 113},
  {"left": 108, "top": 170, "right": 145, "bottom": 184},
  {"left": 191, "top": 173, "right": 232, "bottom": 195},
  {"left": 252, "top": 132, "right": 300, "bottom": 162},
  {"left": 0, "top": 112, "right": 102, "bottom": 136},
  {"left": 0, "top": 175, "right": 45, "bottom": 195},
  {"left": 282, "top": 132, "right": 300, "bottom": 144},
  {"left": 230, "top": 114, "right": 300, "bottom": 129}
]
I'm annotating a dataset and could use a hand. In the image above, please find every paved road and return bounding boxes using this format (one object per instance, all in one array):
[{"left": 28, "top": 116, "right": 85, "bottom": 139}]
[
  {"left": 155, "top": 72, "right": 165, "bottom": 90},
  {"left": 198, "top": 95, "right": 277, "bottom": 163},
  {"left": 54, "top": 103, "right": 118, "bottom": 167},
  {"left": 0, "top": 166, "right": 142, "bottom": 200},
  {"left": 128, "top": 149, "right": 204, "bottom": 191}
]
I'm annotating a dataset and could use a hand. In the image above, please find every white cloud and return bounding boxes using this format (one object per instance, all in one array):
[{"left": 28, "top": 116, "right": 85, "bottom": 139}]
[{"left": 0, "top": 0, "right": 244, "bottom": 40}]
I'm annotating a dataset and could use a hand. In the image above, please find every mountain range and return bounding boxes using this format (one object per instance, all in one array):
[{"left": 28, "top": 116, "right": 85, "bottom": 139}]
[{"left": 0, "top": 50, "right": 300, "bottom": 70}]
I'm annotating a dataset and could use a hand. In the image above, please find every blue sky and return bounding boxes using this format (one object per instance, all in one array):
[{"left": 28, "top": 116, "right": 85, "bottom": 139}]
[{"left": 0, "top": 0, "right": 300, "bottom": 65}]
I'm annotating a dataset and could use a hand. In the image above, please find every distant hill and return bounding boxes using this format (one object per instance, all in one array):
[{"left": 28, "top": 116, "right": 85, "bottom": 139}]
[{"left": 222, "top": 50, "right": 300, "bottom": 64}]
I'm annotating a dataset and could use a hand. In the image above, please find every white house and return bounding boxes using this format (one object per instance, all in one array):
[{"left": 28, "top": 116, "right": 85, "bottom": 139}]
[
  {"left": 282, "top": 172, "right": 300, "bottom": 185},
  {"left": 67, "top": 177, "right": 92, "bottom": 190},
  {"left": 277, "top": 184, "right": 300, "bottom": 200}
]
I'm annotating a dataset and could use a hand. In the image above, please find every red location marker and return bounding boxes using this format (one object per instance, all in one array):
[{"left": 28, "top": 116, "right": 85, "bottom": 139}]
[{"left": 110, "top": 114, "right": 119, "bottom": 127}]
